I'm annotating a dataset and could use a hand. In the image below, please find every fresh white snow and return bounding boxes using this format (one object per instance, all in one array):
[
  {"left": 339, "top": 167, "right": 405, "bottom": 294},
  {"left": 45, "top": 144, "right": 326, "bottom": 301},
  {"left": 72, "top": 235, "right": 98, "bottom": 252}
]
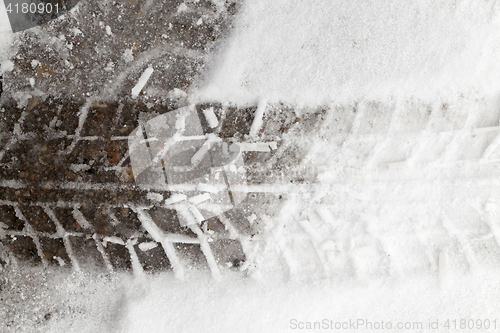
[
  {"left": 4, "top": 268, "right": 500, "bottom": 333},
  {"left": 198, "top": 0, "right": 500, "bottom": 106}
]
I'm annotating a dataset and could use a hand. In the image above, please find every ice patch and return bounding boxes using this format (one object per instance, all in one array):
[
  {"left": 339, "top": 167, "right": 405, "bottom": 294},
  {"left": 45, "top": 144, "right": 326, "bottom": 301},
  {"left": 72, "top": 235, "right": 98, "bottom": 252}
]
[
  {"left": 167, "top": 87, "right": 188, "bottom": 100},
  {"left": 102, "top": 236, "right": 125, "bottom": 246},
  {"left": 72, "top": 27, "right": 83, "bottom": 36},
  {"left": 131, "top": 66, "right": 154, "bottom": 98},
  {"left": 177, "top": 3, "right": 188, "bottom": 12},
  {"left": 138, "top": 242, "right": 158, "bottom": 251},
  {"left": 147, "top": 192, "right": 164, "bottom": 202},
  {"left": 123, "top": 48, "right": 134, "bottom": 63},
  {"left": 202, "top": 107, "right": 219, "bottom": 128},
  {"left": 69, "top": 164, "right": 91, "bottom": 172},
  {"left": 0, "top": 60, "right": 14, "bottom": 74},
  {"left": 164, "top": 193, "right": 187, "bottom": 205}
]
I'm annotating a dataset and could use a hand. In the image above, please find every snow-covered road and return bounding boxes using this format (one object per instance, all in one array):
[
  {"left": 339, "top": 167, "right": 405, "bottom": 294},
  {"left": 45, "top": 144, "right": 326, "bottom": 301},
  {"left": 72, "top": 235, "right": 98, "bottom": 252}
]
[{"left": 2, "top": 0, "right": 500, "bottom": 332}]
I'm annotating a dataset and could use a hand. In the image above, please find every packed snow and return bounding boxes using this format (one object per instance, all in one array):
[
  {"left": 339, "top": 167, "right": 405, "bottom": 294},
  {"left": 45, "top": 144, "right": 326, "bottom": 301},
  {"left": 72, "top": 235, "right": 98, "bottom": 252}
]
[
  {"left": 131, "top": 66, "right": 154, "bottom": 99},
  {"left": 3, "top": 0, "right": 500, "bottom": 332}
]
